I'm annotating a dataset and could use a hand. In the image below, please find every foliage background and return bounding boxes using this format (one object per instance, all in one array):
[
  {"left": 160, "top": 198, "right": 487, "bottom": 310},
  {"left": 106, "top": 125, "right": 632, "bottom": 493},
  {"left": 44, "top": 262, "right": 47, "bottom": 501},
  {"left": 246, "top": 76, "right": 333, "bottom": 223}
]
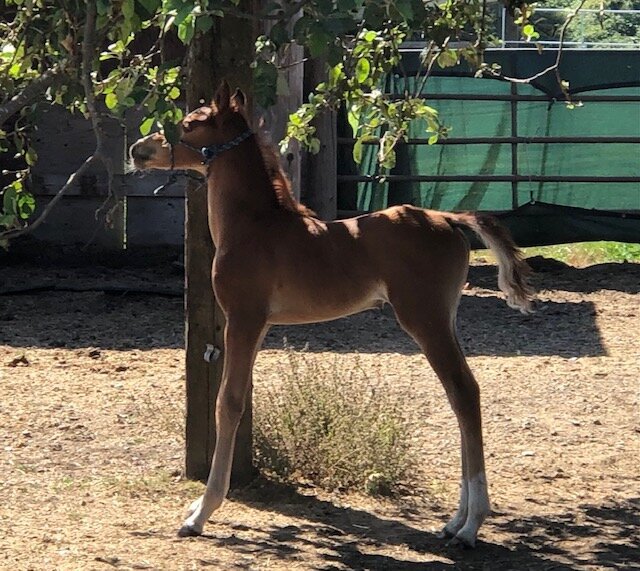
[{"left": 0, "top": 0, "right": 638, "bottom": 242}]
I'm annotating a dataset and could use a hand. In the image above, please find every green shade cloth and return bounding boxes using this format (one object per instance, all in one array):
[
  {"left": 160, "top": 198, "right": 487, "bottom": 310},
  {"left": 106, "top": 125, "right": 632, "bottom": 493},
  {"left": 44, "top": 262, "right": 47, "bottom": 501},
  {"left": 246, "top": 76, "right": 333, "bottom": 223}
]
[{"left": 337, "top": 50, "right": 640, "bottom": 244}]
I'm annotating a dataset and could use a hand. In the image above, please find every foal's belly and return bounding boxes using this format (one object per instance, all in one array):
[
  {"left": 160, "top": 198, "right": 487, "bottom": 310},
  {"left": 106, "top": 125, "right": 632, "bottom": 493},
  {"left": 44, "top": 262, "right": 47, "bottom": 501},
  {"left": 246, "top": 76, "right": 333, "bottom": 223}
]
[{"left": 266, "top": 282, "right": 388, "bottom": 325}]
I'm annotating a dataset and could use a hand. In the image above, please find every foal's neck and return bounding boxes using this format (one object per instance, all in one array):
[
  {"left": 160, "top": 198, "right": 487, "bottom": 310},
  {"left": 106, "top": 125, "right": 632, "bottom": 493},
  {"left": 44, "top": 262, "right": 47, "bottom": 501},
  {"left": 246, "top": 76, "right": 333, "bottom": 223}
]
[{"left": 205, "top": 137, "right": 280, "bottom": 247}]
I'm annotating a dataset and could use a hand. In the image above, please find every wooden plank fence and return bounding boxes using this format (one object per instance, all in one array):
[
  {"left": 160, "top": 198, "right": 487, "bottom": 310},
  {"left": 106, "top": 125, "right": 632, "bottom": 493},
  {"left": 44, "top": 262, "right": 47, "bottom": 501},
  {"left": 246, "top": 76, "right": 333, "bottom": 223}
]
[
  {"left": 22, "top": 106, "right": 185, "bottom": 255},
  {"left": 17, "top": 76, "right": 311, "bottom": 260}
]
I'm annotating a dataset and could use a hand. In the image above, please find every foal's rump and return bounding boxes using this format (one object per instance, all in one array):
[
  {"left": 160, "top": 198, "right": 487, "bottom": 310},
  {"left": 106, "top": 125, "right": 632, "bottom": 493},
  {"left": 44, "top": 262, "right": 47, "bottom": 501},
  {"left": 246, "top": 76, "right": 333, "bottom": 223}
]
[{"left": 358, "top": 205, "right": 534, "bottom": 314}]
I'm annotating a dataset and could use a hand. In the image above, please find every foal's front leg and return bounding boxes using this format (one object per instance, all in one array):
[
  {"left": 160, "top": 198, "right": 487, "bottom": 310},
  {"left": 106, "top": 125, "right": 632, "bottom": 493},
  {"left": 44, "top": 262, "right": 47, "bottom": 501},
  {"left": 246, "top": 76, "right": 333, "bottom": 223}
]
[{"left": 178, "top": 316, "right": 267, "bottom": 537}]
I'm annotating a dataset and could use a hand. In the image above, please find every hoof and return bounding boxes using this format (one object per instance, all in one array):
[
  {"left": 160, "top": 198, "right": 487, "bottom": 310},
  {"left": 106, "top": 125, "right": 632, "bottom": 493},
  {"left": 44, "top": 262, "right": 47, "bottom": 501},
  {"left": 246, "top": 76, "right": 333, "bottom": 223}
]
[
  {"left": 177, "top": 524, "right": 202, "bottom": 538},
  {"left": 446, "top": 534, "right": 476, "bottom": 549},
  {"left": 436, "top": 527, "right": 455, "bottom": 540}
]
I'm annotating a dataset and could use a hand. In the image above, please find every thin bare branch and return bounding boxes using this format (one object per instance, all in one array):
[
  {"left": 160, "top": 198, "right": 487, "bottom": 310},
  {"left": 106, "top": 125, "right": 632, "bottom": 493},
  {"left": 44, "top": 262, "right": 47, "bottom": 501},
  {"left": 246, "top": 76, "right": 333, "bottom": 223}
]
[
  {"left": 415, "top": 37, "right": 451, "bottom": 98},
  {"left": 1, "top": 0, "right": 115, "bottom": 243},
  {"left": 0, "top": 155, "right": 98, "bottom": 240},
  {"left": 81, "top": 1, "right": 106, "bottom": 154},
  {"left": 81, "top": 0, "right": 117, "bottom": 243},
  {"left": 0, "top": 60, "right": 68, "bottom": 127},
  {"left": 277, "top": 58, "right": 308, "bottom": 70},
  {"left": 485, "top": 0, "right": 588, "bottom": 92}
]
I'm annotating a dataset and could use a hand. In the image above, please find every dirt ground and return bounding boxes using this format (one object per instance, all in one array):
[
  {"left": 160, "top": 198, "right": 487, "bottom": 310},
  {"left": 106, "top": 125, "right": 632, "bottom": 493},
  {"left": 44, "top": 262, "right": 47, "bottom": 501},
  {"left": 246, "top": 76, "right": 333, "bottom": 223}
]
[{"left": 0, "top": 259, "right": 638, "bottom": 571}]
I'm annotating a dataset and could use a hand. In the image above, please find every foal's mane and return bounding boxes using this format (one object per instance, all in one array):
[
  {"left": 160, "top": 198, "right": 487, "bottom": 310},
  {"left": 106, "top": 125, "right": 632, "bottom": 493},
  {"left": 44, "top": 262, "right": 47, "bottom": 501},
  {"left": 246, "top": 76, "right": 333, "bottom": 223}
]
[
  {"left": 254, "top": 132, "right": 315, "bottom": 217},
  {"left": 184, "top": 104, "right": 313, "bottom": 217}
]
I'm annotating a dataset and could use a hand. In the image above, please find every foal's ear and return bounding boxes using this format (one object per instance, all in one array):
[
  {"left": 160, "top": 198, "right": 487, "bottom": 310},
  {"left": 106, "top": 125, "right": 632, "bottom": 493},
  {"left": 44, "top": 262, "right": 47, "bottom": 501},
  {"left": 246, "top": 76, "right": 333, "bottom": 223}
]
[
  {"left": 213, "top": 80, "right": 231, "bottom": 113},
  {"left": 231, "top": 88, "right": 246, "bottom": 110}
]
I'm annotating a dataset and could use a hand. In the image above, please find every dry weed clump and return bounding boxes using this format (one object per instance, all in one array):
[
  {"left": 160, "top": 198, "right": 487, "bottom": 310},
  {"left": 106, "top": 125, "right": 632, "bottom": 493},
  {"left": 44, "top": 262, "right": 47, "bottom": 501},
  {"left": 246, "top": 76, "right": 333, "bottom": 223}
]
[{"left": 254, "top": 346, "right": 413, "bottom": 496}]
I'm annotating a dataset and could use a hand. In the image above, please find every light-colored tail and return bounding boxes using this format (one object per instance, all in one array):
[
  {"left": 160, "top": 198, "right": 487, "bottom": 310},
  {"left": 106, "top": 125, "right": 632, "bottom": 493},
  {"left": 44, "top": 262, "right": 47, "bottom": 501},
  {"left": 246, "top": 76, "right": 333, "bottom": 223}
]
[{"left": 447, "top": 212, "right": 535, "bottom": 314}]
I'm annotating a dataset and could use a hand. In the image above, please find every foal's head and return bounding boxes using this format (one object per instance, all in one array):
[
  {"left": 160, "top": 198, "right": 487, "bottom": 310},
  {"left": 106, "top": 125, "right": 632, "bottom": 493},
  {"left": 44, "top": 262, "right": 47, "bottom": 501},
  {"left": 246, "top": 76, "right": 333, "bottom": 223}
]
[{"left": 129, "top": 81, "right": 250, "bottom": 174}]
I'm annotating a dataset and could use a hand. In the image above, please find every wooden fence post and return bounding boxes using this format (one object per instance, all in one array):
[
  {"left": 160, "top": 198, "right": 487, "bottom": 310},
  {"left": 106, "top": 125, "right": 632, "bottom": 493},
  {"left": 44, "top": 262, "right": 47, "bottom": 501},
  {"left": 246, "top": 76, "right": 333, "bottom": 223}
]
[
  {"left": 184, "top": 4, "right": 256, "bottom": 484},
  {"left": 302, "top": 57, "right": 337, "bottom": 220}
]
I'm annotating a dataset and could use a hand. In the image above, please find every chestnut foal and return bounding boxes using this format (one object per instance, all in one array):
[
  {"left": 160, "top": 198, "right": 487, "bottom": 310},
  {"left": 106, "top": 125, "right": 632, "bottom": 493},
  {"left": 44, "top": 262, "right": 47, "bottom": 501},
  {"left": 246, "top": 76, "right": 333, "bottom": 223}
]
[{"left": 130, "top": 81, "right": 533, "bottom": 548}]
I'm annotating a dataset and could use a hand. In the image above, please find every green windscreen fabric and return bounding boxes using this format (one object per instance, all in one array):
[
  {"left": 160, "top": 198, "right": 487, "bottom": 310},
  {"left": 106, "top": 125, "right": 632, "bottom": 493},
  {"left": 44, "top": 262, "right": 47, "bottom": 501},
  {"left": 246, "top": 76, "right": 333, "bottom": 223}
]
[{"left": 337, "top": 50, "right": 640, "bottom": 226}]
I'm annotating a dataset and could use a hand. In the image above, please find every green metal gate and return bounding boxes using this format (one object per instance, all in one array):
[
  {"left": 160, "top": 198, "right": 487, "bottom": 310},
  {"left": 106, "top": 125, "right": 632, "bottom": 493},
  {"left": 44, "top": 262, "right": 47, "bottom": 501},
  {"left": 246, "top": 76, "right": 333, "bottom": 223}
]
[{"left": 337, "top": 49, "right": 640, "bottom": 245}]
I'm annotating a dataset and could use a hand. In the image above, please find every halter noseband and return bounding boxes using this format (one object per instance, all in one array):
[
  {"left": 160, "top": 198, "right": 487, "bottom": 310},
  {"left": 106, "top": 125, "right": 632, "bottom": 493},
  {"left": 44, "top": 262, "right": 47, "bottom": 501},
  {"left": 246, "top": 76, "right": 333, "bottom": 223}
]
[{"left": 155, "top": 128, "right": 253, "bottom": 195}]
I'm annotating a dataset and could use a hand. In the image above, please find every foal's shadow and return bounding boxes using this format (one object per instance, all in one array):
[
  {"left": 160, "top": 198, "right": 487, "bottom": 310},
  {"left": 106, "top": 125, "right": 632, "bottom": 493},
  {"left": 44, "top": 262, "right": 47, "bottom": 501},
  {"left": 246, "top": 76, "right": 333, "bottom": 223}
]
[
  {"left": 263, "top": 252, "right": 614, "bottom": 360},
  {"left": 265, "top": 293, "right": 605, "bottom": 358},
  {"left": 185, "top": 478, "right": 635, "bottom": 570}
]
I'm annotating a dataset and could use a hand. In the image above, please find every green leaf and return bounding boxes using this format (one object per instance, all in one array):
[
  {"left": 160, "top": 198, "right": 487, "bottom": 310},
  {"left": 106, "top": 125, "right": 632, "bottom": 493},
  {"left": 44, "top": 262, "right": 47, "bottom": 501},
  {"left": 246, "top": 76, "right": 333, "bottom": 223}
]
[
  {"left": 17, "top": 192, "right": 35, "bottom": 219},
  {"left": 196, "top": 15, "right": 214, "bottom": 33},
  {"left": 137, "top": 0, "right": 161, "bottom": 15},
  {"left": 355, "top": 58, "right": 371, "bottom": 83},
  {"left": 122, "top": 0, "right": 135, "bottom": 20},
  {"left": 364, "top": 30, "right": 377, "bottom": 42},
  {"left": 395, "top": 0, "right": 414, "bottom": 22},
  {"left": 3, "top": 186, "right": 17, "bottom": 215},
  {"left": 347, "top": 106, "right": 360, "bottom": 137},
  {"left": 139, "top": 117, "right": 155, "bottom": 136},
  {"left": 328, "top": 63, "right": 345, "bottom": 84},
  {"left": 292, "top": 15, "right": 313, "bottom": 43},
  {"left": 380, "top": 149, "right": 396, "bottom": 170},
  {"left": 178, "top": 16, "right": 195, "bottom": 44},
  {"left": 337, "top": 0, "right": 358, "bottom": 13},
  {"left": 105, "top": 92, "right": 118, "bottom": 109},
  {"left": 428, "top": 134, "right": 439, "bottom": 145},
  {"left": 269, "top": 21, "right": 289, "bottom": 48},
  {"left": 162, "top": 122, "right": 180, "bottom": 145},
  {"left": 308, "top": 26, "right": 333, "bottom": 58},
  {"left": 353, "top": 137, "right": 364, "bottom": 164},
  {"left": 437, "top": 49, "right": 458, "bottom": 69},
  {"left": 308, "top": 138, "right": 321, "bottom": 154},
  {"left": 0, "top": 214, "right": 15, "bottom": 227},
  {"left": 25, "top": 148, "right": 38, "bottom": 166},
  {"left": 97, "top": 0, "right": 110, "bottom": 15}
]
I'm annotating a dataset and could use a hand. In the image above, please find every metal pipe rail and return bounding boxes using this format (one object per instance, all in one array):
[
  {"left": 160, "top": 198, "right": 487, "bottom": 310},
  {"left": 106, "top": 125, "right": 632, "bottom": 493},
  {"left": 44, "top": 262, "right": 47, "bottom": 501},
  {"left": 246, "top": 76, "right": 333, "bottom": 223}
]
[
  {"left": 387, "top": 93, "right": 640, "bottom": 102},
  {"left": 338, "top": 136, "right": 640, "bottom": 145},
  {"left": 337, "top": 175, "right": 640, "bottom": 184}
]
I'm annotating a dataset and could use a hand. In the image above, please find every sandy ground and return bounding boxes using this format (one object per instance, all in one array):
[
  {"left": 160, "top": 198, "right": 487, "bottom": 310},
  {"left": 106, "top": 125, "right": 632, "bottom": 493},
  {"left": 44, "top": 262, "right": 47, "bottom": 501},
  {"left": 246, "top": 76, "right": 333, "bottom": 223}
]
[{"left": 0, "top": 260, "right": 638, "bottom": 570}]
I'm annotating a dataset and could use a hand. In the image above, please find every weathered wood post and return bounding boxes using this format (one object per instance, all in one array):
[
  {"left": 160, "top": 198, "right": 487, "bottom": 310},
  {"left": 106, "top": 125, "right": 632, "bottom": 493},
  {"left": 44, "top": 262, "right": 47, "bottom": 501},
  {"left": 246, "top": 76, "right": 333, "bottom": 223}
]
[
  {"left": 303, "top": 57, "right": 337, "bottom": 220},
  {"left": 184, "top": 4, "right": 256, "bottom": 484}
]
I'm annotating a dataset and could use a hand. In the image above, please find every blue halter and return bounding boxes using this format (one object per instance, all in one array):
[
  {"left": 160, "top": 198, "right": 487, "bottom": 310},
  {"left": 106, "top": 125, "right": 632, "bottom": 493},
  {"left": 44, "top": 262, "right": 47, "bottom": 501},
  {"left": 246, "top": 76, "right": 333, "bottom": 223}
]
[
  {"left": 153, "top": 129, "right": 252, "bottom": 195},
  {"left": 177, "top": 129, "right": 253, "bottom": 165}
]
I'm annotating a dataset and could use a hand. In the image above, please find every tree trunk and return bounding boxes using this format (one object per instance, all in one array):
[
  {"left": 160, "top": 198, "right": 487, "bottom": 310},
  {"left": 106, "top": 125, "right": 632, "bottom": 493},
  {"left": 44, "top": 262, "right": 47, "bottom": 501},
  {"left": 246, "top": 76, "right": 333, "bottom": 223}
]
[{"left": 184, "top": 3, "right": 256, "bottom": 484}]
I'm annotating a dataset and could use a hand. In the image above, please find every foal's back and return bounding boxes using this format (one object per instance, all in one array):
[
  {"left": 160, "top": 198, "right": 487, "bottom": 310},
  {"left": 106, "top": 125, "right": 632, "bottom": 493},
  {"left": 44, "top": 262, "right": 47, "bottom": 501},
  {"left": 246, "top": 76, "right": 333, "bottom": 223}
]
[{"left": 263, "top": 205, "right": 470, "bottom": 325}]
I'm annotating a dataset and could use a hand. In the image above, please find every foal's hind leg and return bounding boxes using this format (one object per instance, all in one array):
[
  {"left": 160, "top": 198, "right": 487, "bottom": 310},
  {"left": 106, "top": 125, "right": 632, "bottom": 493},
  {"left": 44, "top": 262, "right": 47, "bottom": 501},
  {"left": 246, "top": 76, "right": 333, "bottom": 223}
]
[
  {"left": 393, "top": 305, "right": 490, "bottom": 548},
  {"left": 178, "top": 315, "right": 267, "bottom": 537}
]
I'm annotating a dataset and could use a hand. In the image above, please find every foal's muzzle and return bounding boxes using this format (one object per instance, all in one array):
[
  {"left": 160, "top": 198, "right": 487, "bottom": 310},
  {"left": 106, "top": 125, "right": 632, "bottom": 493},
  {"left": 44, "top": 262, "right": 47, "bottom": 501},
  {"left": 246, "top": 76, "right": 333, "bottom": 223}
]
[{"left": 129, "top": 141, "right": 155, "bottom": 164}]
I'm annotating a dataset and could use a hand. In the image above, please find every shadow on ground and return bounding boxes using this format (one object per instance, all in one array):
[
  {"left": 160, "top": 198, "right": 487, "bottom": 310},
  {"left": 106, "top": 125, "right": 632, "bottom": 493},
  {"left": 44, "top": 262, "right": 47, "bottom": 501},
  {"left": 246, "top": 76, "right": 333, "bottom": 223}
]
[
  {"left": 266, "top": 295, "right": 604, "bottom": 358},
  {"left": 0, "top": 289, "right": 605, "bottom": 357},
  {"left": 4, "top": 261, "right": 635, "bottom": 357},
  {"left": 469, "top": 259, "right": 640, "bottom": 295},
  {"left": 184, "top": 479, "right": 638, "bottom": 570}
]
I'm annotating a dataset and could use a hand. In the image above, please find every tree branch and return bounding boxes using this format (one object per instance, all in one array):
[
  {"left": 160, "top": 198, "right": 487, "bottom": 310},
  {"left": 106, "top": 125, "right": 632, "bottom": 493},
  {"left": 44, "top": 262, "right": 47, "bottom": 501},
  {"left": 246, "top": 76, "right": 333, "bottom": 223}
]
[
  {"left": 414, "top": 37, "right": 450, "bottom": 98},
  {"left": 485, "top": 0, "right": 588, "bottom": 94},
  {"left": 0, "top": 60, "right": 68, "bottom": 127},
  {"left": 0, "top": 155, "right": 98, "bottom": 241},
  {"left": 1, "top": 0, "right": 114, "bottom": 243}
]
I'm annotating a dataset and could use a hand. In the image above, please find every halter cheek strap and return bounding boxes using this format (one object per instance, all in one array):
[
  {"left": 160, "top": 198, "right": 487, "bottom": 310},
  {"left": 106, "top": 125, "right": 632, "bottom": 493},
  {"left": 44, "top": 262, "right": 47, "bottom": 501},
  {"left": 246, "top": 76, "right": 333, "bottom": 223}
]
[
  {"left": 178, "top": 129, "right": 253, "bottom": 165},
  {"left": 153, "top": 129, "right": 253, "bottom": 195}
]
